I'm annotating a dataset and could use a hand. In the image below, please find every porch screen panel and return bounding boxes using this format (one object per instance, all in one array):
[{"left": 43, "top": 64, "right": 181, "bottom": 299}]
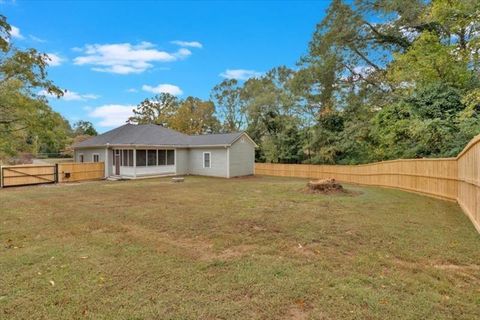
[
  {"left": 167, "top": 150, "right": 175, "bottom": 165},
  {"left": 158, "top": 150, "right": 166, "bottom": 165},
  {"left": 128, "top": 150, "right": 134, "bottom": 167},
  {"left": 123, "top": 150, "right": 129, "bottom": 166},
  {"left": 148, "top": 150, "right": 157, "bottom": 166},
  {"left": 136, "top": 150, "right": 147, "bottom": 166}
]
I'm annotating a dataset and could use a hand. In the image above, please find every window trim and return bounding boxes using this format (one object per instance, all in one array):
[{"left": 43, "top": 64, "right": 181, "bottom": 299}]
[
  {"left": 92, "top": 153, "right": 100, "bottom": 163},
  {"left": 203, "top": 152, "right": 211, "bottom": 168}
]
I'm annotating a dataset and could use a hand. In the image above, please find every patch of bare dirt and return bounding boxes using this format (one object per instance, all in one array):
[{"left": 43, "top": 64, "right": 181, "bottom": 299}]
[
  {"left": 212, "top": 244, "right": 257, "bottom": 261},
  {"left": 294, "top": 243, "right": 319, "bottom": 257},
  {"left": 237, "top": 219, "right": 268, "bottom": 232},
  {"left": 116, "top": 224, "right": 256, "bottom": 261},
  {"left": 284, "top": 300, "right": 311, "bottom": 320},
  {"left": 393, "top": 258, "right": 480, "bottom": 281},
  {"left": 231, "top": 174, "right": 257, "bottom": 180},
  {"left": 433, "top": 263, "right": 480, "bottom": 272}
]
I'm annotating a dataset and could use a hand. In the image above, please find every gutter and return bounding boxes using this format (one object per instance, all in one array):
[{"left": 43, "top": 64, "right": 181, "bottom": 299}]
[{"left": 73, "top": 144, "right": 232, "bottom": 149}]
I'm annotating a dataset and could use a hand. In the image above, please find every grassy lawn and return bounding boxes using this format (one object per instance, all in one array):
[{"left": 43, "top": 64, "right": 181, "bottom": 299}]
[{"left": 1, "top": 176, "right": 479, "bottom": 319}]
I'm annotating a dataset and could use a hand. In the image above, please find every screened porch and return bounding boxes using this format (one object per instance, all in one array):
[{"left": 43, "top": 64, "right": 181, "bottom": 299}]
[{"left": 112, "top": 148, "right": 176, "bottom": 177}]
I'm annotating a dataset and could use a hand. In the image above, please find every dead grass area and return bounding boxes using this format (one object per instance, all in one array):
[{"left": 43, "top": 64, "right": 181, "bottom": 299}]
[{"left": 1, "top": 175, "right": 479, "bottom": 319}]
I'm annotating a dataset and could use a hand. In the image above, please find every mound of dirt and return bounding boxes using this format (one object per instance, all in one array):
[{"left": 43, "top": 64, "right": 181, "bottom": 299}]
[{"left": 304, "top": 178, "right": 346, "bottom": 195}]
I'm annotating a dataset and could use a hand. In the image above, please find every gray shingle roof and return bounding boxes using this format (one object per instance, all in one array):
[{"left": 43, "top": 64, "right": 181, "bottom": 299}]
[{"left": 74, "top": 124, "right": 247, "bottom": 148}]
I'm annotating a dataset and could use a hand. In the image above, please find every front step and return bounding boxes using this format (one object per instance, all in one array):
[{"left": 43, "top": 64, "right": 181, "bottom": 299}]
[{"left": 107, "top": 175, "right": 131, "bottom": 181}]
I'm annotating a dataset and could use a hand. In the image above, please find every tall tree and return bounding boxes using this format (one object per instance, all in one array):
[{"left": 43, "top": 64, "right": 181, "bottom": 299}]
[
  {"left": 211, "top": 79, "right": 245, "bottom": 132},
  {"left": 128, "top": 93, "right": 180, "bottom": 126},
  {"left": 0, "top": 80, "right": 71, "bottom": 160},
  {"left": 129, "top": 94, "right": 220, "bottom": 135},
  {"left": 241, "top": 67, "right": 305, "bottom": 162},
  {"left": 171, "top": 97, "right": 220, "bottom": 135},
  {"left": 0, "top": 15, "right": 67, "bottom": 162},
  {"left": 73, "top": 120, "right": 97, "bottom": 136}
]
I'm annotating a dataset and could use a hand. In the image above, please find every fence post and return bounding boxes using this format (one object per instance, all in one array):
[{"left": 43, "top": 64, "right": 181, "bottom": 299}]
[
  {"left": 0, "top": 166, "right": 3, "bottom": 188},
  {"left": 55, "top": 163, "right": 59, "bottom": 183}
]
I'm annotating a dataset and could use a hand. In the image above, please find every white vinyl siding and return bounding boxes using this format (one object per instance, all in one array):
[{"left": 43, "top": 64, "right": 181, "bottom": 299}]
[
  {"left": 229, "top": 135, "right": 255, "bottom": 177},
  {"left": 175, "top": 148, "right": 189, "bottom": 175},
  {"left": 189, "top": 148, "right": 228, "bottom": 177},
  {"left": 75, "top": 147, "right": 106, "bottom": 164}
]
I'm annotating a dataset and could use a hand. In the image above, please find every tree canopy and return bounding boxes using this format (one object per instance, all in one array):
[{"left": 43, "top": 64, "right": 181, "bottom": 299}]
[
  {"left": 2, "top": 0, "right": 480, "bottom": 165},
  {"left": 205, "top": 0, "right": 480, "bottom": 164},
  {"left": 0, "top": 15, "right": 94, "bottom": 163},
  {"left": 128, "top": 93, "right": 220, "bottom": 135}
]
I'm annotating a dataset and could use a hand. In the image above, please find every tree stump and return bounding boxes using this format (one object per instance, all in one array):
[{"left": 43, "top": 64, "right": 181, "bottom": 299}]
[{"left": 307, "top": 178, "right": 343, "bottom": 193}]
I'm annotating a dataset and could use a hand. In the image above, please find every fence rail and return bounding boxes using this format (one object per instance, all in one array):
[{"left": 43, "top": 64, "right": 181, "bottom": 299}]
[
  {"left": 255, "top": 134, "right": 480, "bottom": 233},
  {"left": 1, "top": 162, "right": 105, "bottom": 187}
]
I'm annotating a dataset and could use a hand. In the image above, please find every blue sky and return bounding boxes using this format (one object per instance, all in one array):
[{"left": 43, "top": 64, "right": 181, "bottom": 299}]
[{"left": 2, "top": 0, "right": 330, "bottom": 132}]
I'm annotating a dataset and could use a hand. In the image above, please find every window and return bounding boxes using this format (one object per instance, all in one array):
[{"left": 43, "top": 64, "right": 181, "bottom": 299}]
[
  {"left": 158, "top": 150, "right": 166, "bottom": 166},
  {"left": 148, "top": 150, "right": 157, "bottom": 166},
  {"left": 79, "top": 154, "right": 84, "bottom": 163},
  {"left": 203, "top": 152, "right": 211, "bottom": 168},
  {"left": 167, "top": 150, "right": 175, "bottom": 165},
  {"left": 136, "top": 149, "right": 147, "bottom": 166},
  {"left": 93, "top": 154, "right": 99, "bottom": 163}
]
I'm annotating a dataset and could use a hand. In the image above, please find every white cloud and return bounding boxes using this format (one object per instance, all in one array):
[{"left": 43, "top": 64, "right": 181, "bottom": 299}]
[
  {"left": 126, "top": 88, "right": 138, "bottom": 93},
  {"left": 220, "top": 69, "right": 262, "bottom": 80},
  {"left": 352, "top": 65, "right": 375, "bottom": 77},
  {"left": 29, "top": 35, "right": 46, "bottom": 43},
  {"left": 10, "top": 25, "right": 24, "bottom": 39},
  {"left": 175, "top": 48, "right": 191, "bottom": 58},
  {"left": 73, "top": 41, "right": 192, "bottom": 74},
  {"left": 399, "top": 26, "right": 419, "bottom": 42},
  {"left": 39, "top": 89, "right": 100, "bottom": 101},
  {"left": 81, "top": 93, "right": 100, "bottom": 100},
  {"left": 88, "top": 104, "right": 135, "bottom": 127},
  {"left": 46, "top": 53, "right": 64, "bottom": 67},
  {"left": 171, "top": 40, "right": 203, "bottom": 48},
  {"left": 142, "top": 83, "right": 183, "bottom": 96}
]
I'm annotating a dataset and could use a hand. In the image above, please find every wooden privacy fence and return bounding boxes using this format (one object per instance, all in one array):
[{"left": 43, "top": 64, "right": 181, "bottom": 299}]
[
  {"left": 1, "top": 164, "right": 57, "bottom": 187},
  {"left": 57, "top": 162, "right": 105, "bottom": 183},
  {"left": 1, "top": 162, "right": 105, "bottom": 187},
  {"left": 255, "top": 134, "right": 480, "bottom": 233}
]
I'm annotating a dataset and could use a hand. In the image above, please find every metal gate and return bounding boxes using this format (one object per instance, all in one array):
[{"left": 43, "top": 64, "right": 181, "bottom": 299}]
[{"left": 1, "top": 164, "right": 58, "bottom": 187}]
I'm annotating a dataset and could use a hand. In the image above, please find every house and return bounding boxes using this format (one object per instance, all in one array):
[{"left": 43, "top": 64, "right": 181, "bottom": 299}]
[{"left": 73, "top": 124, "right": 257, "bottom": 179}]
